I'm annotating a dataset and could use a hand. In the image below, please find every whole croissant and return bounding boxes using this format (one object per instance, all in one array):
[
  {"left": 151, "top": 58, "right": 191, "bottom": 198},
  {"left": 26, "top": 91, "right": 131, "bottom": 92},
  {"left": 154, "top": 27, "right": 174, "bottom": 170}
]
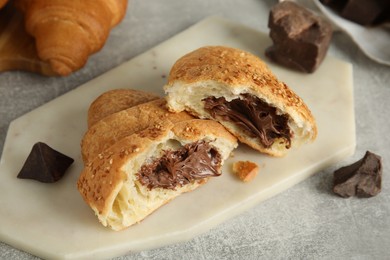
[{"left": 14, "top": 0, "right": 128, "bottom": 76}]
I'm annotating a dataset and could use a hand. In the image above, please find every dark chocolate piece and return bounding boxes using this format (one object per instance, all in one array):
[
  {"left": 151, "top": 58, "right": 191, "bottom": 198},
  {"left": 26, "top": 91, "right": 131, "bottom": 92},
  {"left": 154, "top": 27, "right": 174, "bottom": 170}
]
[
  {"left": 333, "top": 151, "right": 382, "bottom": 198},
  {"left": 321, "top": 0, "right": 390, "bottom": 26},
  {"left": 17, "top": 142, "right": 74, "bottom": 183},
  {"left": 342, "top": 0, "right": 386, "bottom": 25},
  {"left": 320, "top": 0, "right": 347, "bottom": 13},
  {"left": 203, "top": 94, "right": 291, "bottom": 149},
  {"left": 265, "top": 1, "right": 333, "bottom": 73},
  {"left": 138, "top": 141, "right": 222, "bottom": 190}
]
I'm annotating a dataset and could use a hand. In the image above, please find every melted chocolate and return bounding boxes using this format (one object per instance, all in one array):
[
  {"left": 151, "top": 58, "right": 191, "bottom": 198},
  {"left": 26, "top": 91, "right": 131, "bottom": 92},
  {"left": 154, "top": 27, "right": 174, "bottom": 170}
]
[
  {"left": 203, "top": 94, "right": 291, "bottom": 148},
  {"left": 137, "top": 141, "right": 222, "bottom": 190}
]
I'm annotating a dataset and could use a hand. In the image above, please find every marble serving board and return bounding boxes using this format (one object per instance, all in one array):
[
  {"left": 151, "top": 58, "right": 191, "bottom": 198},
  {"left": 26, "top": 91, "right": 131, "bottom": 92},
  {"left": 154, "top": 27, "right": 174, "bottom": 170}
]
[{"left": 0, "top": 16, "right": 355, "bottom": 259}]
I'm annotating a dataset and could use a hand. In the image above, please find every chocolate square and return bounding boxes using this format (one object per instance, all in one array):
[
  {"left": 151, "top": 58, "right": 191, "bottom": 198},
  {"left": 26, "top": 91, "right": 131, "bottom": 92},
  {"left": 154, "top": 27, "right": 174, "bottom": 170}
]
[
  {"left": 265, "top": 2, "right": 333, "bottom": 73},
  {"left": 333, "top": 151, "right": 382, "bottom": 198},
  {"left": 17, "top": 142, "right": 74, "bottom": 183}
]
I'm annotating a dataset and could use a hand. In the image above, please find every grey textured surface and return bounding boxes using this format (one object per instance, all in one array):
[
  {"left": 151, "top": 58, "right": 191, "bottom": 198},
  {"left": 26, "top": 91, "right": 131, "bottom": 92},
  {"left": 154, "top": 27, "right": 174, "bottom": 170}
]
[{"left": 0, "top": 0, "right": 389, "bottom": 259}]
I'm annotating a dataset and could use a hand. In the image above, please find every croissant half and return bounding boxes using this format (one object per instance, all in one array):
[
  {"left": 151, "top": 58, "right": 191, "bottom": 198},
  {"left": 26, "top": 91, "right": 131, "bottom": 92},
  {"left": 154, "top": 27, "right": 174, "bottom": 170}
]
[
  {"left": 14, "top": 0, "right": 128, "bottom": 76},
  {"left": 164, "top": 46, "right": 317, "bottom": 157}
]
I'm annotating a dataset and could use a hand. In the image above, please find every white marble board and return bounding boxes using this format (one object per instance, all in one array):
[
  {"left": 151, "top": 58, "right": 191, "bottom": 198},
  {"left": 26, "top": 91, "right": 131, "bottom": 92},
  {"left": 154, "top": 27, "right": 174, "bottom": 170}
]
[{"left": 0, "top": 16, "right": 355, "bottom": 259}]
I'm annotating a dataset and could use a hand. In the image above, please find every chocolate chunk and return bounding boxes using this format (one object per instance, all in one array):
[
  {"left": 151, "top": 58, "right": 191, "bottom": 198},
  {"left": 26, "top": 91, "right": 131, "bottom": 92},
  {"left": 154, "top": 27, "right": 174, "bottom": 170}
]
[
  {"left": 322, "top": 0, "right": 390, "bottom": 26},
  {"left": 333, "top": 151, "right": 382, "bottom": 198},
  {"left": 17, "top": 142, "right": 74, "bottom": 183},
  {"left": 320, "top": 0, "right": 347, "bottom": 13},
  {"left": 137, "top": 141, "right": 222, "bottom": 190},
  {"left": 265, "top": 1, "right": 333, "bottom": 73},
  {"left": 203, "top": 94, "right": 291, "bottom": 149}
]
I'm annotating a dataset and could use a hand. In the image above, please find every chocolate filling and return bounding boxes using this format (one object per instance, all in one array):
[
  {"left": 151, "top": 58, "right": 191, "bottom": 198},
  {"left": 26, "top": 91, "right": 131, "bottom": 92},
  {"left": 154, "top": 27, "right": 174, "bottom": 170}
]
[
  {"left": 203, "top": 94, "right": 291, "bottom": 148},
  {"left": 137, "top": 141, "right": 222, "bottom": 190}
]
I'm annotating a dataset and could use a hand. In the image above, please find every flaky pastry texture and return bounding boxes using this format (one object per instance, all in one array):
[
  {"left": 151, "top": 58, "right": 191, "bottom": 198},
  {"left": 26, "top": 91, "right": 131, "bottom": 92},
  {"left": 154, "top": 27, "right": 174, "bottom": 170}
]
[
  {"left": 81, "top": 98, "right": 194, "bottom": 164},
  {"left": 87, "top": 89, "right": 160, "bottom": 128}
]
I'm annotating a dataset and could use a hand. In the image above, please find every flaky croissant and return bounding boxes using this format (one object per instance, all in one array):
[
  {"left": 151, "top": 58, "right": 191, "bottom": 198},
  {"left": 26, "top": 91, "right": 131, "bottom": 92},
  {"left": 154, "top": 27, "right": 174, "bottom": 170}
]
[{"left": 14, "top": 0, "right": 128, "bottom": 76}]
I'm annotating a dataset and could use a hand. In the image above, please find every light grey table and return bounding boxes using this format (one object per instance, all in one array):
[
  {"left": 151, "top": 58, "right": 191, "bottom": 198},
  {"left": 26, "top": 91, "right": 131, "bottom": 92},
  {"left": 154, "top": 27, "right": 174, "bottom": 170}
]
[{"left": 1, "top": 0, "right": 389, "bottom": 259}]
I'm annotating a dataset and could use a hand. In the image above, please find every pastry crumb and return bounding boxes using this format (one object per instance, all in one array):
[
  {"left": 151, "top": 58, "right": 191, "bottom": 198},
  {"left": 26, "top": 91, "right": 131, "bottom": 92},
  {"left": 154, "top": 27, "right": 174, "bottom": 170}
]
[{"left": 232, "top": 161, "right": 259, "bottom": 182}]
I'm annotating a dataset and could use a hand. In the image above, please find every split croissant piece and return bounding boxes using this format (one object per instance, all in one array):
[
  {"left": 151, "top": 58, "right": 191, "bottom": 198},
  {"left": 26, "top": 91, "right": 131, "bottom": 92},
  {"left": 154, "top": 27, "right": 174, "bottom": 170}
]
[
  {"left": 78, "top": 119, "right": 237, "bottom": 230},
  {"left": 164, "top": 46, "right": 317, "bottom": 157},
  {"left": 78, "top": 89, "right": 237, "bottom": 230},
  {"left": 14, "top": 0, "right": 128, "bottom": 76}
]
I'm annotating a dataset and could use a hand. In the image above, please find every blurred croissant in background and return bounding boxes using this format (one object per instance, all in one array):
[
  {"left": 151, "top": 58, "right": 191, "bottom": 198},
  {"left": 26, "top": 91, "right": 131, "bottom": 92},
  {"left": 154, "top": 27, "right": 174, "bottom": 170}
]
[
  {"left": 0, "top": 0, "right": 128, "bottom": 76},
  {"left": 0, "top": 0, "right": 8, "bottom": 9}
]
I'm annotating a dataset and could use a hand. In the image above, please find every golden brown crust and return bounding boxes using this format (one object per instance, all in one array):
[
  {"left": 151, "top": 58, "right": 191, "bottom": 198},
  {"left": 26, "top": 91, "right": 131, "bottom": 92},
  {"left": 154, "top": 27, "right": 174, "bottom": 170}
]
[
  {"left": 87, "top": 89, "right": 160, "bottom": 128},
  {"left": 172, "top": 119, "right": 237, "bottom": 145},
  {"left": 81, "top": 99, "right": 193, "bottom": 163},
  {"left": 166, "top": 46, "right": 317, "bottom": 139}
]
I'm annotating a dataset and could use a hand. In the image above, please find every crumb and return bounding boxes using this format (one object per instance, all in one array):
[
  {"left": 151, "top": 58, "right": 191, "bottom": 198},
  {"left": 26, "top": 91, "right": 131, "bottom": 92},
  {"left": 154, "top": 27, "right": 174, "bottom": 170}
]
[{"left": 232, "top": 161, "right": 259, "bottom": 182}]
